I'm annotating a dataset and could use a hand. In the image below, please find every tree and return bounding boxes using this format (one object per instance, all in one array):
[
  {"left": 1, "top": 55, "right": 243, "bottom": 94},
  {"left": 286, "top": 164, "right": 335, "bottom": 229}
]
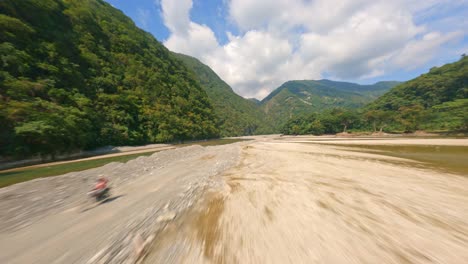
[
  {"left": 308, "top": 119, "right": 324, "bottom": 135},
  {"left": 397, "top": 104, "right": 426, "bottom": 132},
  {"left": 0, "top": 0, "right": 220, "bottom": 158},
  {"left": 365, "top": 110, "right": 392, "bottom": 132},
  {"left": 336, "top": 110, "right": 359, "bottom": 132},
  {"left": 366, "top": 55, "right": 468, "bottom": 132},
  {"left": 430, "top": 99, "right": 468, "bottom": 131}
]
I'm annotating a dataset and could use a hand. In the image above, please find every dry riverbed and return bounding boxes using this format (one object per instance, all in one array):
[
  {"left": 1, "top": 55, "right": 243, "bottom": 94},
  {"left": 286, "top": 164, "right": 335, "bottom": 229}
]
[
  {"left": 0, "top": 144, "right": 240, "bottom": 263},
  {"left": 1, "top": 136, "right": 467, "bottom": 263},
  {"left": 145, "top": 136, "right": 468, "bottom": 263}
]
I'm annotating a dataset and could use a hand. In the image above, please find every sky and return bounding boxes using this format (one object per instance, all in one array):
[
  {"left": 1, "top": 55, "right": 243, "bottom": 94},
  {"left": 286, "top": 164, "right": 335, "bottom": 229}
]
[{"left": 105, "top": 0, "right": 468, "bottom": 99}]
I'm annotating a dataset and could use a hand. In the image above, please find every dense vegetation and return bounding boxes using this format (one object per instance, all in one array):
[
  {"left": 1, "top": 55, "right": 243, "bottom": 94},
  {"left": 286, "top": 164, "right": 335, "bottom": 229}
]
[
  {"left": 261, "top": 80, "right": 398, "bottom": 129},
  {"left": 281, "top": 56, "right": 468, "bottom": 135},
  {"left": 1, "top": 0, "right": 465, "bottom": 162},
  {"left": 172, "top": 53, "right": 274, "bottom": 136},
  {"left": 0, "top": 0, "right": 219, "bottom": 159},
  {"left": 365, "top": 55, "right": 467, "bottom": 132},
  {"left": 281, "top": 109, "right": 362, "bottom": 135}
]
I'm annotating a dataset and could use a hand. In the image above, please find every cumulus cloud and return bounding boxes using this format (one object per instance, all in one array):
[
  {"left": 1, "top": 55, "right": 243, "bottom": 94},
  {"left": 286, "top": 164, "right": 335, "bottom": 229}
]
[
  {"left": 392, "top": 31, "right": 464, "bottom": 69},
  {"left": 165, "top": 22, "right": 219, "bottom": 58},
  {"left": 160, "top": 0, "right": 192, "bottom": 34},
  {"left": 204, "top": 31, "right": 295, "bottom": 98},
  {"left": 296, "top": 2, "right": 425, "bottom": 79},
  {"left": 160, "top": 0, "right": 466, "bottom": 99}
]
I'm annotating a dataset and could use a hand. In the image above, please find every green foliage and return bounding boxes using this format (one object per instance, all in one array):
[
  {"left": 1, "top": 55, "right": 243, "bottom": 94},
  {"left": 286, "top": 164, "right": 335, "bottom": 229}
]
[
  {"left": 364, "top": 109, "right": 393, "bottom": 132},
  {"left": 261, "top": 79, "right": 398, "bottom": 129},
  {"left": 281, "top": 109, "right": 361, "bottom": 135},
  {"left": 428, "top": 99, "right": 468, "bottom": 131},
  {"left": 0, "top": 0, "right": 219, "bottom": 158},
  {"left": 282, "top": 56, "right": 467, "bottom": 135},
  {"left": 366, "top": 56, "right": 468, "bottom": 132}
]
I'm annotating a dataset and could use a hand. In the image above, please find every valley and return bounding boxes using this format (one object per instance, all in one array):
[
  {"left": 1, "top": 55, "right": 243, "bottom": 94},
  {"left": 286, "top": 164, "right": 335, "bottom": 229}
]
[
  {"left": 1, "top": 1, "right": 467, "bottom": 263},
  {"left": 2, "top": 136, "right": 467, "bottom": 263}
]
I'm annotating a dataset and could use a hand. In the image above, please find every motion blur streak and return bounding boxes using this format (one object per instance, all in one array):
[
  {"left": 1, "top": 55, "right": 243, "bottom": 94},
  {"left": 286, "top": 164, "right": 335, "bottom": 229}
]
[
  {"left": 1, "top": 137, "right": 467, "bottom": 263},
  {"left": 145, "top": 137, "right": 468, "bottom": 263}
]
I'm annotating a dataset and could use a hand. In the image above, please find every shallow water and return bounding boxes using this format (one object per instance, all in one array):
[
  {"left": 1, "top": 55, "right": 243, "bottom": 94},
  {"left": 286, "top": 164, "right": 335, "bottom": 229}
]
[
  {"left": 184, "top": 138, "right": 250, "bottom": 147},
  {"left": 333, "top": 144, "right": 468, "bottom": 176}
]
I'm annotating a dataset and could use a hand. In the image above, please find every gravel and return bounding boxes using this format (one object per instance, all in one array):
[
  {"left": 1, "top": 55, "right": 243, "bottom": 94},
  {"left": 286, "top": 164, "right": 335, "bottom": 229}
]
[{"left": 0, "top": 144, "right": 241, "bottom": 264}]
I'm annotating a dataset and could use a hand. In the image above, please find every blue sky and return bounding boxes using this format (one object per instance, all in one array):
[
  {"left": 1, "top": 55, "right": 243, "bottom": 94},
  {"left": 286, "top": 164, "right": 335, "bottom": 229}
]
[{"left": 105, "top": 0, "right": 467, "bottom": 99}]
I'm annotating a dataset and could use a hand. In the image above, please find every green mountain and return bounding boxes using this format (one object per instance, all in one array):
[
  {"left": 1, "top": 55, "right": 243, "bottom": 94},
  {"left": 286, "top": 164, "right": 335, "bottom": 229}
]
[
  {"left": 316, "top": 80, "right": 401, "bottom": 96},
  {"left": 261, "top": 79, "right": 399, "bottom": 128},
  {"left": 172, "top": 53, "right": 274, "bottom": 136},
  {"left": 0, "top": 0, "right": 219, "bottom": 158},
  {"left": 366, "top": 56, "right": 468, "bottom": 132},
  {"left": 280, "top": 57, "right": 467, "bottom": 136},
  {"left": 248, "top": 98, "right": 261, "bottom": 105}
]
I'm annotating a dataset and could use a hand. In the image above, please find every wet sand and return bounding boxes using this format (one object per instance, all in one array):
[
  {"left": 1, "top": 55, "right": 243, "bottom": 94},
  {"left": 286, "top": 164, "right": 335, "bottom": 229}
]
[{"left": 145, "top": 137, "right": 468, "bottom": 263}]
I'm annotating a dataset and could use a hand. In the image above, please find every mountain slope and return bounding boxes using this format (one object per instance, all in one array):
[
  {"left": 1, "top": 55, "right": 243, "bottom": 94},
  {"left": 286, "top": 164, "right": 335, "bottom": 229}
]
[
  {"left": 0, "top": 0, "right": 218, "bottom": 158},
  {"left": 172, "top": 53, "right": 274, "bottom": 136},
  {"left": 366, "top": 56, "right": 468, "bottom": 132},
  {"left": 316, "top": 80, "right": 401, "bottom": 97},
  {"left": 261, "top": 80, "right": 399, "bottom": 128}
]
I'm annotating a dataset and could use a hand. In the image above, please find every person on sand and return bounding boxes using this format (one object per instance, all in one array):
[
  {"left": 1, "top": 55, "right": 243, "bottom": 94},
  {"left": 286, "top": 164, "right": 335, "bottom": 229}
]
[{"left": 93, "top": 176, "right": 109, "bottom": 193}]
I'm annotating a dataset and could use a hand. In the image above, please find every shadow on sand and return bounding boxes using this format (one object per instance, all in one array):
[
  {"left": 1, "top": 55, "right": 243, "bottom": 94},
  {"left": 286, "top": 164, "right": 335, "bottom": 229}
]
[
  {"left": 81, "top": 194, "right": 125, "bottom": 213},
  {"left": 101, "top": 194, "right": 124, "bottom": 204}
]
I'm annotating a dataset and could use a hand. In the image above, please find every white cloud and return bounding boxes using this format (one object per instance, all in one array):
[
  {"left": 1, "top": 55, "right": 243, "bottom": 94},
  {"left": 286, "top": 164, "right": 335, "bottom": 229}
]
[
  {"left": 228, "top": 0, "right": 288, "bottom": 31},
  {"left": 159, "top": 0, "right": 467, "bottom": 99},
  {"left": 160, "top": 0, "right": 192, "bottom": 34},
  {"left": 204, "top": 31, "right": 295, "bottom": 98},
  {"left": 296, "top": 2, "right": 425, "bottom": 79},
  {"left": 392, "top": 31, "right": 464, "bottom": 69},
  {"left": 165, "top": 22, "right": 219, "bottom": 58}
]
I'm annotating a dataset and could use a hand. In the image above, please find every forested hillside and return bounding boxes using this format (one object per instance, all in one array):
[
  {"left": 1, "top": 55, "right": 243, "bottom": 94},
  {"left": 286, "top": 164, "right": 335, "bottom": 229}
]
[
  {"left": 261, "top": 80, "right": 398, "bottom": 129},
  {"left": 1, "top": 0, "right": 464, "bottom": 161},
  {"left": 173, "top": 53, "right": 274, "bottom": 136},
  {"left": 366, "top": 55, "right": 467, "bottom": 132},
  {"left": 0, "top": 0, "right": 218, "bottom": 158},
  {"left": 281, "top": 56, "right": 467, "bottom": 135}
]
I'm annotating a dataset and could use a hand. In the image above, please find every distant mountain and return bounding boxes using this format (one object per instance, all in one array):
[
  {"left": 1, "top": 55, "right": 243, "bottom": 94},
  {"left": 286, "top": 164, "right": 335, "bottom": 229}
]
[
  {"left": 0, "top": 0, "right": 219, "bottom": 158},
  {"left": 366, "top": 56, "right": 467, "bottom": 132},
  {"left": 248, "top": 98, "right": 261, "bottom": 105},
  {"left": 173, "top": 53, "right": 274, "bottom": 136},
  {"left": 260, "top": 80, "right": 399, "bottom": 128},
  {"left": 316, "top": 80, "right": 401, "bottom": 96}
]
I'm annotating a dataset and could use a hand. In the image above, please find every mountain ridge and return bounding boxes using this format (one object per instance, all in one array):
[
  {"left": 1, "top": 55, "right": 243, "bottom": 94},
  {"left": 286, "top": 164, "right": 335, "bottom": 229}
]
[{"left": 260, "top": 79, "right": 400, "bottom": 128}]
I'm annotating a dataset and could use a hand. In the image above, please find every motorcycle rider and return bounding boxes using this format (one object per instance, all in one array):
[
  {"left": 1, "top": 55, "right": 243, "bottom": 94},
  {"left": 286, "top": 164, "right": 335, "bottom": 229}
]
[{"left": 93, "top": 176, "right": 109, "bottom": 193}]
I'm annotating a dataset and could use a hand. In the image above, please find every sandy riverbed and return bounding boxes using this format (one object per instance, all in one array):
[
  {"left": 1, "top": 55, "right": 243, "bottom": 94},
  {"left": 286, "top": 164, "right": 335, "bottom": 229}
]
[
  {"left": 0, "top": 145, "right": 240, "bottom": 263},
  {"left": 145, "top": 136, "right": 468, "bottom": 263},
  {"left": 1, "top": 136, "right": 467, "bottom": 263}
]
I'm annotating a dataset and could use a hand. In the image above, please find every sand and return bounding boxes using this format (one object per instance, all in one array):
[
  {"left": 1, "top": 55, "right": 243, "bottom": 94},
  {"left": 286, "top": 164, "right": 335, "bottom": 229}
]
[
  {"left": 145, "top": 137, "right": 468, "bottom": 263},
  {"left": 2, "top": 136, "right": 467, "bottom": 263}
]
